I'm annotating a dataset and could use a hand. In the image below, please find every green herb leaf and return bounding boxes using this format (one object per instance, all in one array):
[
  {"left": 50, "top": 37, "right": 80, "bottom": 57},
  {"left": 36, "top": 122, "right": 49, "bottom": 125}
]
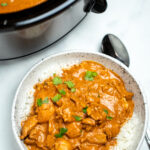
[
  {"left": 82, "top": 106, "right": 88, "bottom": 114},
  {"left": 107, "top": 116, "right": 113, "bottom": 120},
  {"left": 52, "top": 94, "right": 61, "bottom": 102},
  {"left": 59, "top": 89, "right": 66, "bottom": 95},
  {"left": 37, "top": 97, "right": 49, "bottom": 106},
  {"left": 84, "top": 71, "right": 93, "bottom": 81},
  {"left": 37, "top": 98, "right": 42, "bottom": 107},
  {"left": 92, "top": 72, "right": 97, "bottom": 77},
  {"left": 55, "top": 128, "right": 68, "bottom": 138},
  {"left": 104, "top": 109, "right": 108, "bottom": 115},
  {"left": 64, "top": 81, "right": 74, "bottom": 88},
  {"left": 1, "top": 2, "right": 7, "bottom": 6},
  {"left": 52, "top": 77, "right": 62, "bottom": 85},
  {"left": 73, "top": 116, "right": 82, "bottom": 121},
  {"left": 55, "top": 134, "right": 62, "bottom": 138},
  {"left": 55, "top": 133, "right": 63, "bottom": 138},
  {"left": 71, "top": 88, "right": 76, "bottom": 93},
  {"left": 60, "top": 128, "right": 68, "bottom": 134},
  {"left": 84, "top": 71, "right": 98, "bottom": 81}
]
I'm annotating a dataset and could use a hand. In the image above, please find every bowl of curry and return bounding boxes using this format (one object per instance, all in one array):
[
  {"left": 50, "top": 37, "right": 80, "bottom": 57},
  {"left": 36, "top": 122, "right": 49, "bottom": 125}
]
[{"left": 12, "top": 51, "right": 148, "bottom": 150}]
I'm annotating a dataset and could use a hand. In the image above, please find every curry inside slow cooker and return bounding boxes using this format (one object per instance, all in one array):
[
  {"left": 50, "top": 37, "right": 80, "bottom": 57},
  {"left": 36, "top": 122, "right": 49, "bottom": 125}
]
[{"left": 0, "top": 0, "right": 47, "bottom": 13}]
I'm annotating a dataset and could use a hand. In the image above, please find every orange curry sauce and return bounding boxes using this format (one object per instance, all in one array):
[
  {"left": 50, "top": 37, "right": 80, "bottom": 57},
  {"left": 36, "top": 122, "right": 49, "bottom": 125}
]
[
  {"left": 20, "top": 61, "right": 134, "bottom": 150},
  {"left": 0, "top": 0, "right": 46, "bottom": 13}
]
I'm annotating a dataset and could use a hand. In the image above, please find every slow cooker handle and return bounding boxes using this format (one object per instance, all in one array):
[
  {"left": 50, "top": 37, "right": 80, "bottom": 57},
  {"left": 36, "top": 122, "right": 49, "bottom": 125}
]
[
  {"left": 92, "top": 0, "right": 107, "bottom": 13},
  {"left": 84, "top": 0, "right": 107, "bottom": 13}
]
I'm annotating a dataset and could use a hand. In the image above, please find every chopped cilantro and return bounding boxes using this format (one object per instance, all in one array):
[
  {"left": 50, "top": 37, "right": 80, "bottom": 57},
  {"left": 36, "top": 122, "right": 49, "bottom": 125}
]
[
  {"left": 52, "top": 77, "right": 62, "bottom": 85},
  {"left": 52, "top": 94, "right": 61, "bottom": 102},
  {"left": 55, "top": 128, "right": 68, "bottom": 138},
  {"left": 82, "top": 106, "right": 88, "bottom": 114},
  {"left": 37, "top": 98, "right": 42, "bottom": 107},
  {"left": 59, "top": 89, "right": 66, "bottom": 95},
  {"left": 64, "top": 81, "right": 74, "bottom": 88},
  {"left": 37, "top": 97, "right": 49, "bottom": 106},
  {"left": 1, "top": 2, "right": 7, "bottom": 6},
  {"left": 107, "top": 116, "right": 113, "bottom": 120},
  {"left": 73, "top": 116, "right": 82, "bottom": 121},
  {"left": 103, "top": 109, "right": 108, "bottom": 115},
  {"left": 84, "top": 71, "right": 98, "bottom": 81},
  {"left": 71, "top": 88, "right": 76, "bottom": 93}
]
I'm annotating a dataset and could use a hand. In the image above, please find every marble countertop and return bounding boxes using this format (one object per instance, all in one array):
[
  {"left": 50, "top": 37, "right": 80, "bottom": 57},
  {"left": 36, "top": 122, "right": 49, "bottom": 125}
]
[{"left": 0, "top": 0, "right": 150, "bottom": 149}]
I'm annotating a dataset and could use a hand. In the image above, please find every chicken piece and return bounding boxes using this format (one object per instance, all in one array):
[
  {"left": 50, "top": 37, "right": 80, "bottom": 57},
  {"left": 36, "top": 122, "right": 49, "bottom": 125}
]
[
  {"left": 80, "top": 143, "right": 99, "bottom": 150},
  {"left": 125, "top": 91, "right": 133, "bottom": 100},
  {"left": 37, "top": 100, "right": 55, "bottom": 123},
  {"left": 29, "top": 124, "right": 48, "bottom": 147},
  {"left": 20, "top": 115, "right": 38, "bottom": 139},
  {"left": 70, "top": 94, "right": 87, "bottom": 110},
  {"left": 75, "top": 111, "right": 85, "bottom": 119},
  {"left": 62, "top": 107, "right": 74, "bottom": 122},
  {"left": 102, "top": 121, "right": 120, "bottom": 139},
  {"left": 86, "top": 128, "right": 107, "bottom": 144},
  {"left": 87, "top": 104, "right": 106, "bottom": 121},
  {"left": 82, "top": 118, "right": 95, "bottom": 126},
  {"left": 66, "top": 122, "right": 82, "bottom": 138},
  {"left": 121, "top": 98, "right": 129, "bottom": 110},
  {"left": 46, "top": 134, "right": 56, "bottom": 149},
  {"left": 115, "top": 98, "right": 129, "bottom": 117},
  {"left": 48, "top": 117, "right": 59, "bottom": 135},
  {"left": 102, "top": 84, "right": 115, "bottom": 96},
  {"left": 54, "top": 139, "right": 72, "bottom": 150},
  {"left": 86, "top": 95, "right": 100, "bottom": 104},
  {"left": 24, "top": 138, "right": 35, "bottom": 145},
  {"left": 68, "top": 138, "right": 81, "bottom": 149},
  {"left": 82, "top": 124, "right": 93, "bottom": 132},
  {"left": 27, "top": 144, "right": 48, "bottom": 150},
  {"left": 27, "top": 145, "right": 41, "bottom": 150},
  {"left": 56, "top": 101, "right": 75, "bottom": 122},
  {"left": 56, "top": 97, "right": 70, "bottom": 107}
]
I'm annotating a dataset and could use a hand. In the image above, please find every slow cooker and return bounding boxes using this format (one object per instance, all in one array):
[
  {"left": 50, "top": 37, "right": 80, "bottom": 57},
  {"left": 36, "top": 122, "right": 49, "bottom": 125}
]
[{"left": 0, "top": 0, "right": 107, "bottom": 60}]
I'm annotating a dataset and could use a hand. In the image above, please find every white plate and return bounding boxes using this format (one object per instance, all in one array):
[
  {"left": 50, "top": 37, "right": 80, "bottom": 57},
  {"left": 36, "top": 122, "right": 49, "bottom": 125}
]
[{"left": 11, "top": 51, "right": 148, "bottom": 150}]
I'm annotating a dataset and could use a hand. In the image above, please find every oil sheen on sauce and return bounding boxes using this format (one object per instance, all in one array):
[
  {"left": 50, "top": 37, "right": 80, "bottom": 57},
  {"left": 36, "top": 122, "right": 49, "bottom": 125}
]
[{"left": 20, "top": 61, "right": 134, "bottom": 150}]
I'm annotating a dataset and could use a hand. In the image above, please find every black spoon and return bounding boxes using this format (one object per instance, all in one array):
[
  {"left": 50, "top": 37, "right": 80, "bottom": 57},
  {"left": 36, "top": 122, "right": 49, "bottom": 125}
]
[{"left": 101, "top": 34, "right": 130, "bottom": 67}]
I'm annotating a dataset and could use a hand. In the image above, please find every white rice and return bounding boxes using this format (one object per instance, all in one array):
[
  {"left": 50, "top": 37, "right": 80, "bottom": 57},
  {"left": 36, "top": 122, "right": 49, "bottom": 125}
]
[{"left": 111, "top": 113, "right": 142, "bottom": 150}]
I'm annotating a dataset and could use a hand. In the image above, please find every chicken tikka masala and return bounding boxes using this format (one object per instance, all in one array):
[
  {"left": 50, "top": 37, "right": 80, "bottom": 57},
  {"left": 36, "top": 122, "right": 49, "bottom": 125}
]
[{"left": 20, "top": 61, "right": 134, "bottom": 150}]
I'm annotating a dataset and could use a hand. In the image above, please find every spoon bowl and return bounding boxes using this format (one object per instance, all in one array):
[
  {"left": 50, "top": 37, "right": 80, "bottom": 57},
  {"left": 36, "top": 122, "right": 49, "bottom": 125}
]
[{"left": 101, "top": 34, "right": 130, "bottom": 67}]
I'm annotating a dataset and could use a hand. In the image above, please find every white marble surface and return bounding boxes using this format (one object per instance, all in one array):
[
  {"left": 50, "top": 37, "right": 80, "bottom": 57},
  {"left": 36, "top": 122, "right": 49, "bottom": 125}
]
[{"left": 0, "top": 0, "right": 150, "bottom": 149}]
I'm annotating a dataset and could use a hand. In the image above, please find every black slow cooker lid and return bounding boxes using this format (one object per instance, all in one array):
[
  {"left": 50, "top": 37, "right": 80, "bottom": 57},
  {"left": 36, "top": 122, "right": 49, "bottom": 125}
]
[{"left": 0, "top": 0, "right": 77, "bottom": 32}]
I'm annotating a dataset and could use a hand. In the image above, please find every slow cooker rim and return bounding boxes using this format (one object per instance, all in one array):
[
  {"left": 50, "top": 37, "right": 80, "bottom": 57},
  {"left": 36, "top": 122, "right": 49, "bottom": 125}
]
[{"left": 0, "top": 0, "right": 78, "bottom": 32}]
